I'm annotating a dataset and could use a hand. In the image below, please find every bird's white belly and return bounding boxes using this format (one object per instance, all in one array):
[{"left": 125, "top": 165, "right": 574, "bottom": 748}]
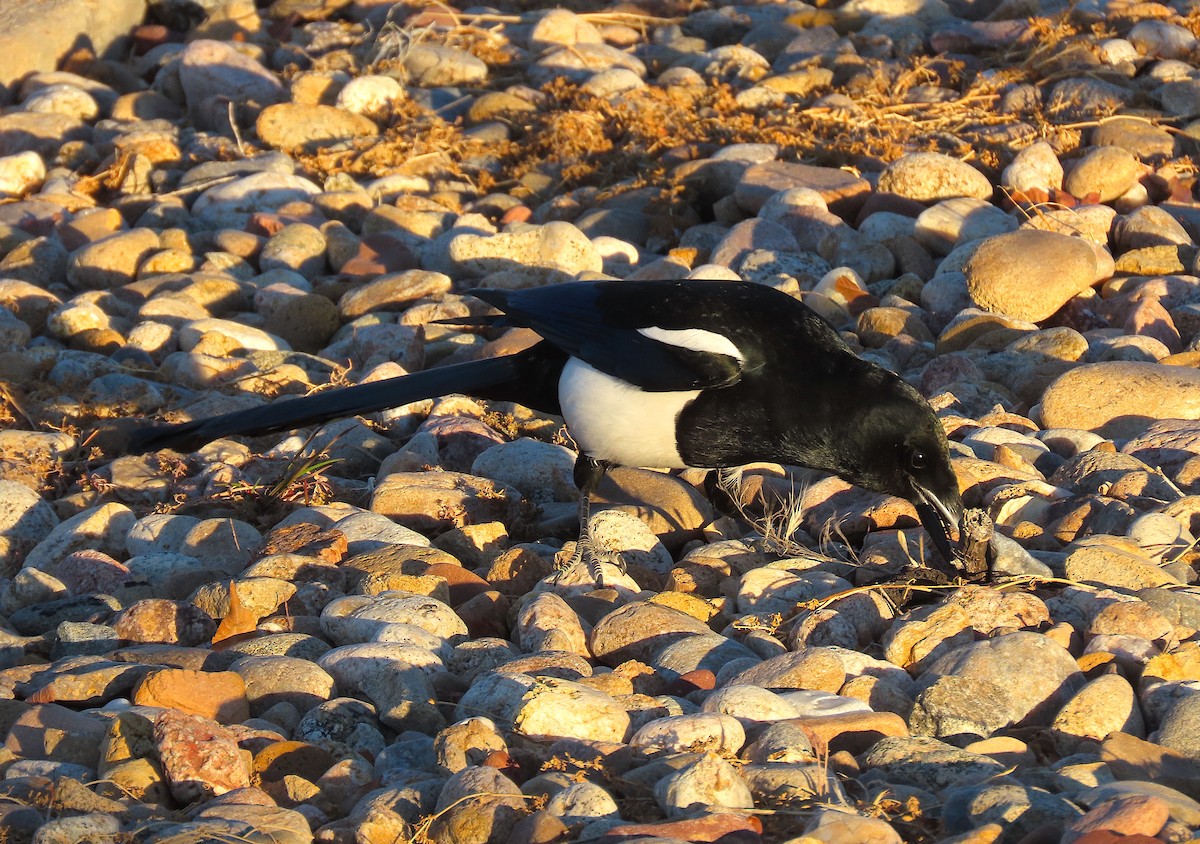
[{"left": 558, "top": 357, "right": 698, "bottom": 469}]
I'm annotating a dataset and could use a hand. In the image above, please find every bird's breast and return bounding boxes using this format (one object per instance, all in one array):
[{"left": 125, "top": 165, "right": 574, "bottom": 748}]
[{"left": 558, "top": 357, "right": 698, "bottom": 469}]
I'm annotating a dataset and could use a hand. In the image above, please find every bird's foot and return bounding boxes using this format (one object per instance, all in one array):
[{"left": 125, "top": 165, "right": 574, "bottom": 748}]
[
  {"left": 585, "top": 544, "right": 626, "bottom": 586},
  {"left": 552, "top": 535, "right": 626, "bottom": 588}
]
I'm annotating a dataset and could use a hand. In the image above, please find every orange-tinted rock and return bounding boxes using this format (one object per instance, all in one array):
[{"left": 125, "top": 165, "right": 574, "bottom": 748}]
[{"left": 133, "top": 669, "right": 250, "bottom": 724}]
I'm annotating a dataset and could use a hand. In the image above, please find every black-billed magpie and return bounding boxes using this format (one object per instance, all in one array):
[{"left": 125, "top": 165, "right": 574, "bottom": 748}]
[{"left": 124, "top": 280, "right": 964, "bottom": 577}]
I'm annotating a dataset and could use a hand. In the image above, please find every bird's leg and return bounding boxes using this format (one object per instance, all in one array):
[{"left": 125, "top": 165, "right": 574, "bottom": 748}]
[{"left": 555, "top": 455, "right": 620, "bottom": 585}]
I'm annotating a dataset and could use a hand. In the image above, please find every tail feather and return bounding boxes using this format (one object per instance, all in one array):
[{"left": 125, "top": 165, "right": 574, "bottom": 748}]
[{"left": 124, "top": 345, "right": 559, "bottom": 455}]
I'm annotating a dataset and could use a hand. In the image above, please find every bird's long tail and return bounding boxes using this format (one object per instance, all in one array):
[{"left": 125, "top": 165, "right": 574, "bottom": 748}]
[{"left": 124, "top": 342, "right": 564, "bottom": 455}]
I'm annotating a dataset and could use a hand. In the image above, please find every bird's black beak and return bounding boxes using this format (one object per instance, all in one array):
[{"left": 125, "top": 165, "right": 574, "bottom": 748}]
[{"left": 911, "top": 480, "right": 963, "bottom": 566}]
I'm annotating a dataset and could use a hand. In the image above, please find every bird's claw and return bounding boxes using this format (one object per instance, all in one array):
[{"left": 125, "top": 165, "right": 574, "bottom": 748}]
[{"left": 552, "top": 535, "right": 626, "bottom": 588}]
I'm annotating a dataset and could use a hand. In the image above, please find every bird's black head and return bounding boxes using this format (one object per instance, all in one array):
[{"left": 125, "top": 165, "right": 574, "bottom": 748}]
[{"left": 831, "top": 373, "right": 964, "bottom": 563}]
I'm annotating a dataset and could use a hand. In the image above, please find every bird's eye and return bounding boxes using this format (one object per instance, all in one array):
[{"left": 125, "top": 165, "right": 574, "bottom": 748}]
[{"left": 909, "top": 450, "right": 927, "bottom": 470}]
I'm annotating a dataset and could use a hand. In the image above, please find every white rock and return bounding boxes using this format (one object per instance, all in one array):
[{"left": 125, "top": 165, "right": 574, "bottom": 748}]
[
  {"left": 915, "top": 197, "right": 1018, "bottom": 255},
  {"left": 877, "top": 151, "right": 992, "bottom": 201},
  {"left": 776, "top": 689, "right": 871, "bottom": 717},
  {"left": 191, "top": 172, "right": 322, "bottom": 225},
  {"left": 456, "top": 671, "right": 630, "bottom": 742},
  {"left": 324, "top": 593, "right": 467, "bottom": 643},
  {"left": 126, "top": 513, "right": 203, "bottom": 557},
  {"left": 516, "top": 591, "right": 590, "bottom": 656},
  {"left": 336, "top": 74, "right": 405, "bottom": 117},
  {"left": 1129, "top": 20, "right": 1197, "bottom": 60},
  {"left": 22, "top": 84, "right": 99, "bottom": 121},
  {"left": 1126, "top": 512, "right": 1194, "bottom": 563},
  {"left": 1098, "top": 38, "right": 1138, "bottom": 65},
  {"left": 159, "top": 351, "right": 256, "bottom": 389},
  {"left": 736, "top": 568, "right": 850, "bottom": 616},
  {"left": 366, "top": 173, "right": 432, "bottom": 203},
  {"left": 529, "top": 8, "right": 604, "bottom": 51},
  {"left": 317, "top": 643, "right": 445, "bottom": 732},
  {"left": 1002, "top": 142, "right": 1064, "bottom": 194},
  {"left": 124, "top": 553, "right": 211, "bottom": 585},
  {"left": 531, "top": 44, "right": 646, "bottom": 85},
  {"left": 331, "top": 510, "right": 432, "bottom": 551},
  {"left": 593, "top": 236, "right": 639, "bottom": 273},
  {"left": 448, "top": 221, "right": 602, "bottom": 276},
  {"left": 857, "top": 211, "right": 917, "bottom": 243},
  {"left": 23, "top": 502, "right": 136, "bottom": 572},
  {"left": 920, "top": 271, "right": 971, "bottom": 317},
  {"left": 178, "top": 317, "right": 290, "bottom": 352},
  {"left": 181, "top": 517, "right": 263, "bottom": 575},
  {"left": 46, "top": 303, "right": 110, "bottom": 340},
  {"left": 403, "top": 45, "right": 488, "bottom": 87},
  {"left": 371, "top": 622, "right": 454, "bottom": 659},
  {"left": 654, "top": 753, "right": 753, "bottom": 817},
  {"left": 686, "top": 263, "right": 741, "bottom": 280},
  {"left": 584, "top": 509, "right": 674, "bottom": 579},
  {"left": 471, "top": 438, "right": 577, "bottom": 504},
  {"left": 544, "top": 782, "right": 620, "bottom": 823},
  {"left": 126, "top": 321, "right": 175, "bottom": 361},
  {"left": 629, "top": 712, "right": 746, "bottom": 756},
  {"left": 700, "top": 684, "right": 802, "bottom": 727},
  {"left": 0, "top": 480, "right": 58, "bottom": 571},
  {"left": 581, "top": 68, "right": 645, "bottom": 97},
  {"left": 0, "top": 152, "right": 44, "bottom": 197},
  {"left": 759, "top": 187, "right": 829, "bottom": 217}
]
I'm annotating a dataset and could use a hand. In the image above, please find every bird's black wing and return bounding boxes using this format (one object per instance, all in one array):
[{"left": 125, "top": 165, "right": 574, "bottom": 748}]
[{"left": 473, "top": 281, "right": 746, "bottom": 392}]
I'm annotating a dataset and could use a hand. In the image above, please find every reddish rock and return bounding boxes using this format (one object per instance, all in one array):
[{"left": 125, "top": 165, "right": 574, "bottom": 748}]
[
  {"left": 456, "top": 590, "right": 511, "bottom": 639},
  {"left": 784, "top": 712, "right": 910, "bottom": 756},
  {"left": 260, "top": 523, "right": 347, "bottom": 563},
  {"left": 131, "top": 24, "right": 175, "bottom": 54},
  {"left": 424, "top": 562, "right": 494, "bottom": 606},
  {"left": 50, "top": 549, "right": 132, "bottom": 595},
  {"left": 338, "top": 232, "right": 419, "bottom": 279},
  {"left": 1125, "top": 296, "right": 1182, "bottom": 353},
  {"left": 245, "top": 207, "right": 325, "bottom": 236},
  {"left": 666, "top": 669, "right": 717, "bottom": 696},
  {"left": 1070, "top": 834, "right": 1161, "bottom": 844},
  {"left": 154, "top": 710, "right": 251, "bottom": 803},
  {"left": 113, "top": 599, "right": 217, "bottom": 646},
  {"left": 599, "top": 812, "right": 762, "bottom": 843},
  {"left": 1066, "top": 794, "right": 1169, "bottom": 840},
  {"left": 418, "top": 415, "right": 507, "bottom": 473},
  {"left": 500, "top": 206, "right": 533, "bottom": 225}
]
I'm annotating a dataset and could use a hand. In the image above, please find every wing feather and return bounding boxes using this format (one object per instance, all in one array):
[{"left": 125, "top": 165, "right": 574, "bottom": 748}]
[{"left": 473, "top": 283, "right": 744, "bottom": 392}]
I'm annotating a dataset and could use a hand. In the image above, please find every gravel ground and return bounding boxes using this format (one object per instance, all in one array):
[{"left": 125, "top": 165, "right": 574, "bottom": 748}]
[{"left": 0, "top": 0, "right": 1198, "bottom": 842}]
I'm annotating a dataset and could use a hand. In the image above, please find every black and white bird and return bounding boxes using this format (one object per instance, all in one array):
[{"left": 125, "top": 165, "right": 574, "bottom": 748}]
[{"left": 125, "top": 279, "right": 964, "bottom": 577}]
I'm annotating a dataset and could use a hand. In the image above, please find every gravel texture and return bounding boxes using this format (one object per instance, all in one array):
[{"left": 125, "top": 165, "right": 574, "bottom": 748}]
[{"left": 0, "top": 0, "right": 1198, "bottom": 843}]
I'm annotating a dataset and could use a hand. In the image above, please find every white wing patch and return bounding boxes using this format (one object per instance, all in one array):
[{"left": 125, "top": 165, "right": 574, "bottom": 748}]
[
  {"left": 637, "top": 326, "right": 744, "bottom": 362},
  {"left": 559, "top": 357, "right": 698, "bottom": 469}
]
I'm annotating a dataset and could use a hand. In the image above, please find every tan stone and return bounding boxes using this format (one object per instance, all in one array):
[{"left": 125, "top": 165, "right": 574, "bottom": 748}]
[
  {"left": 0, "top": 0, "right": 145, "bottom": 92},
  {"left": 133, "top": 669, "right": 250, "bottom": 724},
  {"left": 255, "top": 103, "right": 378, "bottom": 152},
  {"left": 1040, "top": 362, "right": 1200, "bottom": 438},
  {"left": 964, "top": 230, "right": 1100, "bottom": 322}
]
